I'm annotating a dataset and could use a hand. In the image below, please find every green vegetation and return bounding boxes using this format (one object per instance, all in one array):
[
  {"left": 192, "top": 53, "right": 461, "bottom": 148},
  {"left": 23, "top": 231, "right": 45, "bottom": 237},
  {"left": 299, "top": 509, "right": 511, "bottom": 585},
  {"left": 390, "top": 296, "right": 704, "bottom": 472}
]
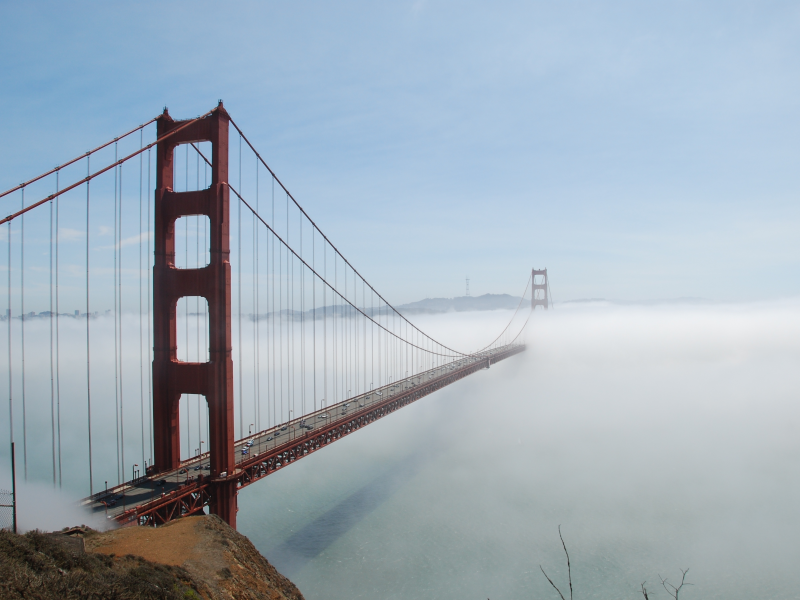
[{"left": 0, "top": 528, "right": 204, "bottom": 600}]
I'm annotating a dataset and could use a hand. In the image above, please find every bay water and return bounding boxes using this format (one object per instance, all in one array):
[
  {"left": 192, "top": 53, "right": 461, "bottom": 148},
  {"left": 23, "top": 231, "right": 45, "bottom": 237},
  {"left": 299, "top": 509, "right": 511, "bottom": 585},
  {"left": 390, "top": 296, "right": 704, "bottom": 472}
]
[{"left": 238, "top": 302, "right": 800, "bottom": 599}]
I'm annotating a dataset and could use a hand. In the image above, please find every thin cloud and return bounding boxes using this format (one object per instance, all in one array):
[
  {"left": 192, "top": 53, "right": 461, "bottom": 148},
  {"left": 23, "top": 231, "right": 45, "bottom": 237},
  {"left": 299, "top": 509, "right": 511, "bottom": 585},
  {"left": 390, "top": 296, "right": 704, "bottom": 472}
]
[
  {"left": 59, "top": 227, "right": 84, "bottom": 242},
  {"left": 411, "top": 0, "right": 427, "bottom": 16},
  {"left": 95, "top": 231, "right": 150, "bottom": 251}
]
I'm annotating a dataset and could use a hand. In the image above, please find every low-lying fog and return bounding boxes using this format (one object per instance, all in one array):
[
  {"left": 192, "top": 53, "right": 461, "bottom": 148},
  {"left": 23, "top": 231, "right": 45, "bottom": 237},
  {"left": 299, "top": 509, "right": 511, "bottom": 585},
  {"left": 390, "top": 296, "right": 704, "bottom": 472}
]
[
  {"left": 237, "top": 300, "right": 800, "bottom": 600},
  {"left": 1, "top": 300, "right": 798, "bottom": 598}
]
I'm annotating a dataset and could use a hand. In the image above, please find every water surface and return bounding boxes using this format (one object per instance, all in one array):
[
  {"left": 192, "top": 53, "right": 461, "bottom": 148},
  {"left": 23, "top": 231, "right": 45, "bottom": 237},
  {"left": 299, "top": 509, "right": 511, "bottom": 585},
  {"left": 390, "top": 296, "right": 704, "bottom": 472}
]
[{"left": 239, "top": 304, "right": 800, "bottom": 599}]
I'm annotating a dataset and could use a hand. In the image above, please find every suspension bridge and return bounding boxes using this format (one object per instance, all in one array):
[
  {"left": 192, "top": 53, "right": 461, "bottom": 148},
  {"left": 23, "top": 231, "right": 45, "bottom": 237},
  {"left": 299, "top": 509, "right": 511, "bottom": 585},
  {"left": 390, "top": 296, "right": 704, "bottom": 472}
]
[{"left": 0, "top": 103, "right": 548, "bottom": 529}]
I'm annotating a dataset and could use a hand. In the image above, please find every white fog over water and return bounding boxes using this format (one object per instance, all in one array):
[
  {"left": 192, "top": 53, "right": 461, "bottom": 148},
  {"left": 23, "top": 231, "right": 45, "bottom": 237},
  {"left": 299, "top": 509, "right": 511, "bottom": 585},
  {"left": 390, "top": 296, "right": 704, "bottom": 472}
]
[
  {"left": 1, "top": 300, "right": 798, "bottom": 598},
  {"left": 237, "top": 301, "right": 800, "bottom": 599}
]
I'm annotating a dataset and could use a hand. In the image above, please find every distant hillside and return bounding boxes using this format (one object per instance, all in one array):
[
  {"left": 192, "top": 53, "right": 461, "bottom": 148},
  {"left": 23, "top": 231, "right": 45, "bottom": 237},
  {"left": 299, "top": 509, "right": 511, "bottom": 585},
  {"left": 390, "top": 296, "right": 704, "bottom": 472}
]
[
  {"left": 397, "top": 294, "right": 523, "bottom": 314},
  {"left": 562, "top": 297, "right": 711, "bottom": 306},
  {"left": 246, "top": 293, "right": 524, "bottom": 321}
]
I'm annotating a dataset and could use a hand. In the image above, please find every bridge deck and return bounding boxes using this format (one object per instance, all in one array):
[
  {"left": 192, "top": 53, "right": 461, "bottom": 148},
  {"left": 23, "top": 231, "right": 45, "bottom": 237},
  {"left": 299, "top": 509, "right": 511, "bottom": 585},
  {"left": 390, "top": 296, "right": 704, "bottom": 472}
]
[{"left": 83, "top": 343, "right": 525, "bottom": 527}]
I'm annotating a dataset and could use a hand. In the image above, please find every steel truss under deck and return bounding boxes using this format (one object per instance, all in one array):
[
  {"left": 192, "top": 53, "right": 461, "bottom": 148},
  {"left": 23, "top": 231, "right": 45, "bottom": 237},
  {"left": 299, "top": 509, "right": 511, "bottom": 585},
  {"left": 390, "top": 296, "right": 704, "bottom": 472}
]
[{"left": 110, "top": 344, "right": 524, "bottom": 527}]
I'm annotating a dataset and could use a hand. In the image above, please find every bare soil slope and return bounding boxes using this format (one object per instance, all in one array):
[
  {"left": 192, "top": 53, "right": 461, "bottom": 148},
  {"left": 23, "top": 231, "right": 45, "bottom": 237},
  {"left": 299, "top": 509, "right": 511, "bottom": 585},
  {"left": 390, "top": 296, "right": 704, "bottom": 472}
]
[
  {"left": 87, "top": 515, "right": 304, "bottom": 600},
  {"left": 0, "top": 515, "right": 303, "bottom": 600},
  {"left": 0, "top": 527, "right": 202, "bottom": 599}
]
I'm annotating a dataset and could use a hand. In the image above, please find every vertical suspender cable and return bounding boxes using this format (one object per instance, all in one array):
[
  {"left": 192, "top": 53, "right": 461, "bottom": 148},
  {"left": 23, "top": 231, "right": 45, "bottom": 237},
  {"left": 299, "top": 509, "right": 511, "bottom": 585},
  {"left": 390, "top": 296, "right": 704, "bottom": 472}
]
[
  {"left": 354, "top": 277, "right": 357, "bottom": 394},
  {"left": 313, "top": 228, "right": 316, "bottom": 413},
  {"left": 203, "top": 163, "right": 208, "bottom": 338},
  {"left": 196, "top": 149, "right": 201, "bottom": 448},
  {"left": 345, "top": 267, "right": 349, "bottom": 397},
  {"left": 119, "top": 161, "right": 125, "bottom": 482},
  {"left": 347, "top": 268, "right": 351, "bottom": 397},
  {"left": 184, "top": 144, "right": 190, "bottom": 456},
  {"left": 113, "top": 143, "right": 120, "bottom": 483},
  {"left": 251, "top": 160, "right": 256, "bottom": 430},
  {"left": 342, "top": 263, "right": 353, "bottom": 400},
  {"left": 342, "top": 260, "right": 345, "bottom": 399},
  {"left": 286, "top": 193, "right": 290, "bottom": 421},
  {"left": 238, "top": 135, "right": 243, "bottom": 439},
  {"left": 298, "top": 215, "right": 306, "bottom": 415},
  {"left": 278, "top": 190, "right": 283, "bottom": 425},
  {"left": 6, "top": 218, "right": 11, "bottom": 449},
  {"left": 86, "top": 154, "right": 94, "bottom": 496},
  {"left": 272, "top": 177, "right": 276, "bottom": 428},
  {"left": 255, "top": 158, "right": 260, "bottom": 431},
  {"left": 333, "top": 254, "right": 336, "bottom": 405},
  {"left": 147, "top": 148, "right": 153, "bottom": 462},
  {"left": 363, "top": 281, "right": 366, "bottom": 394},
  {"left": 351, "top": 271, "right": 354, "bottom": 395},
  {"left": 286, "top": 216, "right": 290, "bottom": 423},
  {"left": 49, "top": 181, "right": 55, "bottom": 486},
  {"left": 323, "top": 241, "right": 327, "bottom": 411},
  {"left": 20, "top": 187, "right": 27, "bottom": 480},
  {"left": 236, "top": 134, "right": 244, "bottom": 437},
  {"left": 204, "top": 159, "right": 209, "bottom": 445},
  {"left": 343, "top": 262, "right": 345, "bottom": 397},
  {"left": 264, "top": 176, "right": 271, "bottom": 431},
  {"left": 265, "top": 181, "right": 270, "bottom": 431},
  {"left": 55, "top": 171, "right": 62, "bottom": 487},
  {"left": 139, "top": 129, "right": 145, "bottom": 467}
]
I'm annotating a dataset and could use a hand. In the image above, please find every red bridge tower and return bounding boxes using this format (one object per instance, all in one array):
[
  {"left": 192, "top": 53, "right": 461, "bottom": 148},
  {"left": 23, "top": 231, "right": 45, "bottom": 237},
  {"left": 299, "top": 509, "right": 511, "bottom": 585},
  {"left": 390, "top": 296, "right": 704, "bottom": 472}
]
[
  {"left": 152, "top": 103, "right": 237, "bottom": 526},
  {"left": 532, "top": 268, "right": 549, "bottom": 310}
]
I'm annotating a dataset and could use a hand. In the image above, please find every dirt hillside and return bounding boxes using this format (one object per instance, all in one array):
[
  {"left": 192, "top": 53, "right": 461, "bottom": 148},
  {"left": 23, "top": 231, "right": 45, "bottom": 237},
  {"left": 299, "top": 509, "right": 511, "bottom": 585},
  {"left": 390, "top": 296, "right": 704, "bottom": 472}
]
[
  {"left": 87, "top": 515, "right": 304, "bottom": 600},
  {"left": 0, "top": 526, "right": 202, "bottom": 599}
]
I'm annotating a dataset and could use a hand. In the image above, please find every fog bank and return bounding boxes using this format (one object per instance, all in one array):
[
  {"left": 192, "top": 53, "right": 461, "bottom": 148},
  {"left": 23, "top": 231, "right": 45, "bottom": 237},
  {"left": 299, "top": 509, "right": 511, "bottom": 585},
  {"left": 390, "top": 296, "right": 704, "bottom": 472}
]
[{"left": 239, "top": 300, "right": 800, "bottom": 599}]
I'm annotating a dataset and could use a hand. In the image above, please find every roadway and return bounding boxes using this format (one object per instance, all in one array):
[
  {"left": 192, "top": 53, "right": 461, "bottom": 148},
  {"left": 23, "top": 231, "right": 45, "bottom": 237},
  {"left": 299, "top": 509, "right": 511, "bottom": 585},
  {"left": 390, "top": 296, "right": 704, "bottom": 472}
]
[{"left": 83, "top": 346, "right": 516, "bottom": 523}]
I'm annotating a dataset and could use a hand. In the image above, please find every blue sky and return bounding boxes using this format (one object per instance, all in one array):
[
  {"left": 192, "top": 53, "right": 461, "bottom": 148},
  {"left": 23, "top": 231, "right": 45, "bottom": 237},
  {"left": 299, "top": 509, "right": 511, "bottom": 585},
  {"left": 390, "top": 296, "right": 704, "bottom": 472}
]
[{"left": 1, "top": 0, "right": 798, "bottom": 303}]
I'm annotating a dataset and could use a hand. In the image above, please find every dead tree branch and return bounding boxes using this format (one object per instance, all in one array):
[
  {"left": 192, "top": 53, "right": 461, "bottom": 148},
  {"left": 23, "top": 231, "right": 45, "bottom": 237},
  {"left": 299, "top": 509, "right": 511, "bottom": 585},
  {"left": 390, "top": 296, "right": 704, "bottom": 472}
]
[
  {"left": 539, "top": 525, "right": 573, "bottom": 600},
  {"left": 539, "top": 566, "right": 567, "bottom": 600},
  {"left": 659, "top": 568, "right": 692, "bottom": 599},
  {"left": 558, "top": 525, "right": 573, "bottom": 600}
]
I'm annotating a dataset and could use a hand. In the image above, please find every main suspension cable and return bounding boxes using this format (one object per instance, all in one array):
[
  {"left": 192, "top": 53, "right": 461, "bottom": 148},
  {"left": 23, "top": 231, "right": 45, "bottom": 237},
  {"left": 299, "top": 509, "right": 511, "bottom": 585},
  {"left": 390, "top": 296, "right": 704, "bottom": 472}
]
[
  {"left": 0, "top": 118, "right": 158, "bottom": 202},
  {"left": 228, "top": 183, "right": 468, "bottom": 359},
  {"left": 1, "top": 111, "right": 213, "bottom": 227},
  {"left": 189, "top": 138, "right": 531, "bottom": 358},
  {"left": 227, "top": 117, "right": 467, "bottom": 358}
]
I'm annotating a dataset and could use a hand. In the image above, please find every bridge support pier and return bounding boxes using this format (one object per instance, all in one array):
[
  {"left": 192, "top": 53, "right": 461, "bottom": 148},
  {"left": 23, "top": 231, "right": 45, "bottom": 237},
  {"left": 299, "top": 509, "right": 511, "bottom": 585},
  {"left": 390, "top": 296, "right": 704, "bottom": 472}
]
[{"left": 153, "top": 103, "right": 238, "bottom": 528}]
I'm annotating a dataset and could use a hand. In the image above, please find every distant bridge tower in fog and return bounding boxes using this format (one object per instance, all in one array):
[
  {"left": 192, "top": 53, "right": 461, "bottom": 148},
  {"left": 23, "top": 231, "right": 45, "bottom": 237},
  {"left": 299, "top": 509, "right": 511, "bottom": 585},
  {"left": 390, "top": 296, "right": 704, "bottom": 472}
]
[
  {"left": 466, "top": 277, "right": 470, "bottom": 297},
  {"left": 532, "top": 269, "right": 549, "bottom": 310}
]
